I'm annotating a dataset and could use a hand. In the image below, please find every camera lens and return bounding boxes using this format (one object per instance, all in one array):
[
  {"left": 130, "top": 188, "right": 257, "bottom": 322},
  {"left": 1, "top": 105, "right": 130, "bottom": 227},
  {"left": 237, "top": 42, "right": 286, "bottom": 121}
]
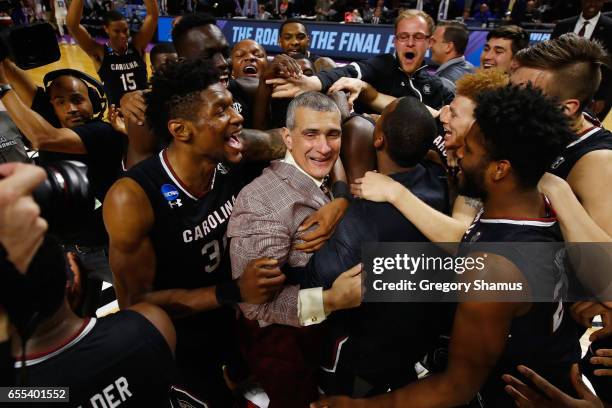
[{"left": 32, "top": 161, "right": 94, "bottom": 235}]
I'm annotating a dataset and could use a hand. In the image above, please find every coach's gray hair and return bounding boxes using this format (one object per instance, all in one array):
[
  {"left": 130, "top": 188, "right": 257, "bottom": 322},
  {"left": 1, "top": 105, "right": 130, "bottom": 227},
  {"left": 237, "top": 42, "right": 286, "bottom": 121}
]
[{"left": 285, "top": 91, "right": 341, "bottom": 129}]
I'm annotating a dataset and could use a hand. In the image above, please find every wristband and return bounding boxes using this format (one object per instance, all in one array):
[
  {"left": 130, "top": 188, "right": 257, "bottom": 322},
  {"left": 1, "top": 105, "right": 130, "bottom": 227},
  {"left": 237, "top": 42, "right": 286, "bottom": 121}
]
[
  {"left": 215, "top": 279, "right": 242, "bottom": 307},
  {"left": 332, "top": 181, "right": 352, "bottom": 201}
]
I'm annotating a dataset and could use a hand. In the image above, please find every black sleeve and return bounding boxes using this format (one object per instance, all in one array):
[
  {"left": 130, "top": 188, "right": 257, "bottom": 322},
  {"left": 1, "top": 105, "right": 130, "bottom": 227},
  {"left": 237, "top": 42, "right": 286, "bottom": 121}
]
[
  {"left": 31, "top": 87, "right": 61, "bottom": 128},
  {"left": 72, "top": 120, "right": 126, "bottom": 198},
  {"left": 283, "top": 202, "right": 375, "bottom": 289},
  {"left": 316, "top": 54, "right": 392, "bottom": 93}
]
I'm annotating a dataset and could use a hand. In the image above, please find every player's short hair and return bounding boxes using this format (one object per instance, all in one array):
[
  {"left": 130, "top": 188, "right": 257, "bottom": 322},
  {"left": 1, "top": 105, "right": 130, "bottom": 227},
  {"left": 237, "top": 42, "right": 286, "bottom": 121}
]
[
  {"left": 474, "top": 85, "right": 574, "bottom": 188},
  {"left": 455, "top": 68, "right": 509, "bottom": 101},
  {"left": 279, "top": 18, "right": 307, "bottom": 36},
  {"left": 514, "top": 33, "right": 611, "bottom": 110},
  {"left": 103, "top": 10, "right": 126, "bottom": 26},
  {"left": 436, "top": 21, "right": 470, "bottom": 55},
  {"left": 150, "top": 43, "right": 177, "bottom": 62},
  {"left": 171, "top": 13, "right": 216, "bottom": 48},
  {"left": 381, "top": 96, "right": 436, "bottom": 167},
  {"left": 286, "top": 91, "right": 340, "bottom": 130},
  {"left": 394, "top": 9, "right": 435, "bottom": 36},
  {"left": 146, "top": 58, "right": 220, "bottom": 143},
  {"left": 486, "top": 25, "right": 529, "bottom": 55}
]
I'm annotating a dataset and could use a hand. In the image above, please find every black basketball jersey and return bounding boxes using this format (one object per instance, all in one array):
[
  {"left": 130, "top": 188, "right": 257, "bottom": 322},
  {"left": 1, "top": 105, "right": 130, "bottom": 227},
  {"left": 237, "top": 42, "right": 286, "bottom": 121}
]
[
  {"left": 461, "top": 210, "right": 582, "bottom": 407},
  {"left": 549, "top": 123, "right": 612, "bottom": 180},
  {"left": 97, "top": 43, "right": 148, "bottom": 106},
  {"left": 17, "top": 311, "right": 175, "bottom": 407},
  {"left": 125, "top": 150, "right": 246, "bottom": 401}
]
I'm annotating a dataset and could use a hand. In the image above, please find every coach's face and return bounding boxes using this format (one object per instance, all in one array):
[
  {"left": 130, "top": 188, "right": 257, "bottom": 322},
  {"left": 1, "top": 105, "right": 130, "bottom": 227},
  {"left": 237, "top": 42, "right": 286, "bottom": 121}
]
[
  {"left": 283, "top": 107, "right": 341, "bottom": 180},
  {"left": 177, "top": 83, "right": 244, "bottom": 163},
  {"left": 176, "top": 25, "right": 231, "bottom": 87},
  {"left": 48, "top": 76, "right": 94, "bottom": 128},
  {"left": 394, "top": 16, "right": 431, "bottom": 74},
  {"left": 582, "top": 0, "right": 603, "bottom": 19}
]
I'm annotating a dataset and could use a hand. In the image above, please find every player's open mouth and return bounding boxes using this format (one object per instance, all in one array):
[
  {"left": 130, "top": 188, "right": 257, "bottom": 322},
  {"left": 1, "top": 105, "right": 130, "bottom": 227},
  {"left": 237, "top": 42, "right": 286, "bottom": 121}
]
[
  {"left": 242, "top": 64, "right": 258, "bottom": 76},
  {"left": 482, "top": 63, "right": 494, "bottom": 69},
  {"left": 404, "top": 52, "right": 416, "bottom": 62},
  {"left": 225, "top": 131, "right": 243, "bottom": 151},
  {"left": 219, "top": 75, "right": 229, "bottom": 87}
]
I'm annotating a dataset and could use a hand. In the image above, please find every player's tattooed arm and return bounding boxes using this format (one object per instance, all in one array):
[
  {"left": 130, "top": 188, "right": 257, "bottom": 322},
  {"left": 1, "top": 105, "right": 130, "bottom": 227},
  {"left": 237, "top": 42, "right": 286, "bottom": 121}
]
[
  {"left": 240, "top": 128, "right": 286, "bottom": 162},
  {"left": 464, "top": 197, "right": 482, "bottom": 209}
]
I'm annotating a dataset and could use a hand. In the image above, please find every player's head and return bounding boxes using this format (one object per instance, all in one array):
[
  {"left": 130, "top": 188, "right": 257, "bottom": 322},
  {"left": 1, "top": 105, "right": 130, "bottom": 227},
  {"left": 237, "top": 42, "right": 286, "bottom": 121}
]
[
  {"left": 146, "top": 58, "right": 244, "bottom": 164},
  {"left": 440, "top": 69, "right": 509, "bottom": 166},
  {"left": 393, "top": 9, "right": 435, "bottom": 74},
  {"left": 290, "top": 53, "right": 315, "bottom": 76},
  {"left": 172, "top": 13, "right": 231, "bottom": 87},
  {"left": 284, "top": 91, "right": 342, "bottom": 180},
  {"left": 47, "top": 75, "right": 95, "bottom": 128},
  {"left": 7, "top": 235, "right": 68, "bottom": 342},
  {"left": 511, "top": 34, "right": 610, "bottom": 121},
  {"left": 480, "top": 25, "right": 528, "bottom": 73},
  {"left": 375, "top": 96, "right": 437, "bottom": 168},
  {"left": 103, "top": 10, "right": 129, "bottom": 53},
  {"left": 279, "top": 19, "right": 310, "bottom": 56},
  {"left": 457, "top": 85, "right": 573, "bottom": 200},
  {"left": 150, "top": 43, "right": 178, "bottom": 75},
  {"left": 231, "top": 39, "right": 267, "bottom": 79},
  {"left": 430, "top": 21, "right": 469, "bottom": 66}
]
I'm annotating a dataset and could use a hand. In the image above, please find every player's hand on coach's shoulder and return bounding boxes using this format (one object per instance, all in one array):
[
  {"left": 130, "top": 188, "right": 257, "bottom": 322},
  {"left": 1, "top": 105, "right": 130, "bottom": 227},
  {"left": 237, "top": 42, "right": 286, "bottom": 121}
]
[
  {"left": 295, "top": 197, "right": 349, "bottom": 253},
  {"left": 238, "top": 257, "right": 286, "bottom": 304},
  {"left": 323, "top": 264, "right": 362, "bottom": 314},
  {"left": 503, "top": 364, "right": 604, "bottom": 408}
]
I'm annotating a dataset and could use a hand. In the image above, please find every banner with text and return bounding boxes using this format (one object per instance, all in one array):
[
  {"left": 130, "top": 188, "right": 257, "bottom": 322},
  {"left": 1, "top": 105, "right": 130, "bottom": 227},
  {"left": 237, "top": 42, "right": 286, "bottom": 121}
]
[{"left": 158, "top": 17, "right": 552, "bottom": 63}]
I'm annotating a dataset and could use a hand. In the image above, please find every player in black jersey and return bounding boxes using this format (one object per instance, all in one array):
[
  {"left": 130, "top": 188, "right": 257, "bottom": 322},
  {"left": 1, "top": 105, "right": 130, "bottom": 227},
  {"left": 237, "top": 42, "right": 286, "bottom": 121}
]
[
  {"left": 4, "top": 236, "right": 176, "bottom": 407},
  {"left": 314, "top": 86, "right": 577, "bottom": 408},
  {"left": 103, "top": 58, "right": 292, "bottom": 406},
  {"left": 511, "top": 34, "right": 612, "bottom": 241},
  {"left": 67, "top": 0, "right": 157, "bottom": 105}
]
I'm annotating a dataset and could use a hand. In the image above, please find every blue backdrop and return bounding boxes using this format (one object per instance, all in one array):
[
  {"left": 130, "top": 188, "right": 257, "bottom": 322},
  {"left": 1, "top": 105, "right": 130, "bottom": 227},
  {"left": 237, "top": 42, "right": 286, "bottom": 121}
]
[{"left": 158, "top": 17, "right": 552, "bottom": 64}]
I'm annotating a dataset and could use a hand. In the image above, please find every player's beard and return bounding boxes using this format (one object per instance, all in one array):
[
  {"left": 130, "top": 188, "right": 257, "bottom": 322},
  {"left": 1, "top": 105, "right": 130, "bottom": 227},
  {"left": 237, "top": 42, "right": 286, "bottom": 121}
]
[{"left": 458, "top": 160, "right": 488, "bottom": 201}]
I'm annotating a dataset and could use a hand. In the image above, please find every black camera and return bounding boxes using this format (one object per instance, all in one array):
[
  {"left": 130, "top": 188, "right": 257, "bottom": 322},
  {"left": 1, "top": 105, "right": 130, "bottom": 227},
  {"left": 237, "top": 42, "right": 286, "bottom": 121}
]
[
  {"left": 0, "top": 23, "right": 60, "bottom": 69},
  {"left": 32, "top": 161, "right": 94, "bottom": 235}
]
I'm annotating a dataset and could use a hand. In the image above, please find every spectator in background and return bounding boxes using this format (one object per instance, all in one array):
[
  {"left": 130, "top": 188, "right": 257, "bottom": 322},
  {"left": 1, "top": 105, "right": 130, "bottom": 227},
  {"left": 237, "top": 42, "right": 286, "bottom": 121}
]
[
  {"left": 430, "top": 21, "right": 475, "bottom": 84},
  {"left": 370, "top": 0, "right": 388, "bottom": 23},
  {"left": 523, "top": 0, "right": 542, "bottom": 22},
  {"left": 257, "top": 3, "right": 272, "bottom": 18},
  {"left": 315, "top": 0, "right": 332, "bottom": 20},
  {"left": 472, "top": 2, "right": 495, "bottom": 24},
  {"left": 278, "top": 0, "right": 293, "bottom": 18},
  {"left": 238, "top": 0, "right": 258, "bottom": 17},
  {"left": 480, "top": 25, "right": 529, "bottom": 73}
]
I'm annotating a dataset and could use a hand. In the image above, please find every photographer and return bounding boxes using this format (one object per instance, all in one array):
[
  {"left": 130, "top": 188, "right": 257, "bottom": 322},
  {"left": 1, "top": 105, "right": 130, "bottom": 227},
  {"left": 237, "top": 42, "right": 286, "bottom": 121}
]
[{"left": 0, "top": 60, "right": 126, "bottom": 314}]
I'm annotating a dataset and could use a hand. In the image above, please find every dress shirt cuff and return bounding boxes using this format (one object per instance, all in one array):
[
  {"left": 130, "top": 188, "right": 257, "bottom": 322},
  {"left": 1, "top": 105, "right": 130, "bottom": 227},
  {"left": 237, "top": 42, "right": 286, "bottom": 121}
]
[{"left": 298, "top": 287, "right": 327, "bottom": 326}]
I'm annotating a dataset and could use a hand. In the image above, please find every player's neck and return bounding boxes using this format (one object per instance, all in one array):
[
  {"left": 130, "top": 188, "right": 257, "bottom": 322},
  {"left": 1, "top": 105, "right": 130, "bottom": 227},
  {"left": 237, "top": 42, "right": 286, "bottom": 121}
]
[
  {"left": 11, "top": 300, "right": 83, "bottom": 359},
  {"left": 482, "top": 188, "right": 547, "bottom": 220},
  {"left": 571, "top": 112, "right": 592, "bottom": 135},
  {"left": 377, "top": 153, "right": 414, "bottom": 175},
  {"left": 165, "top": 144, "right": 217, "bottom": 196}
]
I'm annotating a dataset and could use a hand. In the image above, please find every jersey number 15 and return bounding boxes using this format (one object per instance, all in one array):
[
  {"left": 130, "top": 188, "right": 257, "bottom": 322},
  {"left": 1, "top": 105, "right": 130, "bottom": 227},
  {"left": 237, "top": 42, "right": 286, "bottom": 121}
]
[{"left": 120, "top": 72, "right": 137, "bottom": 91}]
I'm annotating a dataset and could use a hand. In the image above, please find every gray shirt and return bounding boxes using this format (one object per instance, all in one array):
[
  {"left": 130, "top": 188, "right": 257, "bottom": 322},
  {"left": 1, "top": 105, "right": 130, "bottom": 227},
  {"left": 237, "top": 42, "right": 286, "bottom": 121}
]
[{"left": 435, "top": 56, "right": 475, "bottom": 84}]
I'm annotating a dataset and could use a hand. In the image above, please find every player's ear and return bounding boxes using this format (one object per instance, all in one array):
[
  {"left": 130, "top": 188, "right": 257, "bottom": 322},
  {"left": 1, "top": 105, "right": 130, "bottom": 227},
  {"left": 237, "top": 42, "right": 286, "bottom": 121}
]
[
  {"left": 373, "top": 128, "right": 384, "bottom": 149},
  {"left": 168, "top": 119, "right": 191, "bottom": 142},
  {"left": 491, "top": 160, "right": 511, "bottom": 181},
  {"left": 560, "top": 98, "right": 581, "bottom": 119}
]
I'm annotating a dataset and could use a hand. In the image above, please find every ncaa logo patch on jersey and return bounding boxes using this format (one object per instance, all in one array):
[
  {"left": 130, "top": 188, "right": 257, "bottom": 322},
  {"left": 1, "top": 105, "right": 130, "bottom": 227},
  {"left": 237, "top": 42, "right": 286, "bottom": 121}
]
[
  {"left": 422, "top": 84, "right": 431, "bottom": 95},
  {"left": 161, "top": 183, "right": 182, "bottom": 208},
  {"left": 232, "top": 101, "right": 243, "bottom": 114},
  {"left": 550, "top": 156, "right": 565, "bottom": 170}
]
